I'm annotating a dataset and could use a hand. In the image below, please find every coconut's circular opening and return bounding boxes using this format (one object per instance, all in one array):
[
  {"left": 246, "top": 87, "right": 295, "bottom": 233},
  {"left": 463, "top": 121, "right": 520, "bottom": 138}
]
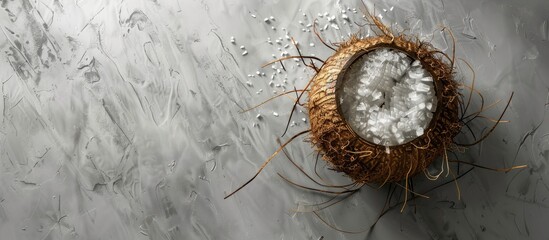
[{"left": 336, "top": 47, "right": 438, "bottom": 147}]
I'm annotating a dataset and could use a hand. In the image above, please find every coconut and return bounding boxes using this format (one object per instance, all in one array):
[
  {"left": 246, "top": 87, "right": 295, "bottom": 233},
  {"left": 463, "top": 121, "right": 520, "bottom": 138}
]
[
  {"left": 308, "top": 34, "right": 461, "bottom": 184},
  {"left": 224, "top": 13, "right": 524, "bottom": 201}
]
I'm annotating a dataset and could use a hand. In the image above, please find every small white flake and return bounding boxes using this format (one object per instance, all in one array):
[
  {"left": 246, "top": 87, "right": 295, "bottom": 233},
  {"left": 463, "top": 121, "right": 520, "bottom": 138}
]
[
  {"left": 273, "top": 112, "right": 279, "bottom": 117},
  {"left": 242, "top": 51, "right": 248, "bottom": 56}
]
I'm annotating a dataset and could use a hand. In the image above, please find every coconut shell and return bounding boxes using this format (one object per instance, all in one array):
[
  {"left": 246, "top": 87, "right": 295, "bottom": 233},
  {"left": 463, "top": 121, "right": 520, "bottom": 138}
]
[{"left": 307, "top": 34, "right": 462, "bottom": 184}]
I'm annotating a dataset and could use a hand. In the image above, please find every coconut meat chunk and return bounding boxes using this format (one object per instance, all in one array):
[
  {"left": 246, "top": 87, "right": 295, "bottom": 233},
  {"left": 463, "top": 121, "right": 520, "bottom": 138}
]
[{"left": 338, "top": 48, "right": 437, "bottom": 147}]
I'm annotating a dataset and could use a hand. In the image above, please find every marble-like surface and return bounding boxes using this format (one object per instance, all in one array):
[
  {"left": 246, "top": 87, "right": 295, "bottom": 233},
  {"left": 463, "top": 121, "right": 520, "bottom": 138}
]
[{"left": 0, "top": 0, "right": 548, "bottom": 239}]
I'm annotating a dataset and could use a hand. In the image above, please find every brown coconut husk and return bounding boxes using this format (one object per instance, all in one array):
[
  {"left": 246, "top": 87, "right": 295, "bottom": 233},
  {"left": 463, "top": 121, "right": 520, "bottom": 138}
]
[{"left": 308, "top": 33, "right": 462, "bottom": 185}]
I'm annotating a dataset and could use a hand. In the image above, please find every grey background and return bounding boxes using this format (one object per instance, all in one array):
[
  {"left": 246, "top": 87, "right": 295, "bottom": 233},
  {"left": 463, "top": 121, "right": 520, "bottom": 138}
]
[{"left": 0, "top": 0, "right": 548, "bottom": 239}]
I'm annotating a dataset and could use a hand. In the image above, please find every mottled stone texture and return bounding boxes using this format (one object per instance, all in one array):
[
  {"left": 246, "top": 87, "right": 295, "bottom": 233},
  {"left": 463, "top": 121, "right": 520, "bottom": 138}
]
[{"left": 0, "top": 0, "right": 548, "bottom": 240}]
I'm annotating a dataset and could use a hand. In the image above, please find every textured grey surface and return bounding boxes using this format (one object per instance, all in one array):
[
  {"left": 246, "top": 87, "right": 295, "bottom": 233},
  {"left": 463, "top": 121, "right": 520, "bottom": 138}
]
[{"left": 0, "top": 0, "right": 548, "bottom": 239}]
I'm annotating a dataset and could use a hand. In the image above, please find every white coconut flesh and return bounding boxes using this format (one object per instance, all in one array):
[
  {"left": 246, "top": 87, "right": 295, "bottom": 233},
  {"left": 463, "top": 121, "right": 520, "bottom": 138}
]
[{"left": 338, "top": 48, "right": 437, "bottom": 147}]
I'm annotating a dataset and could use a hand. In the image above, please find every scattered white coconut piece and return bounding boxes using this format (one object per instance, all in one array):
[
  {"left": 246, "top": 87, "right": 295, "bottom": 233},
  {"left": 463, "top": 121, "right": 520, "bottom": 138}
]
[
  {"left": 241, "top": 51, "right": 248, "bottom": 56},
  {"left": 273, "top": 112, "right": 279, "bottom": 117},
  {"left": 338, "top": 48, "right": 437, "bottom": 147}
]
